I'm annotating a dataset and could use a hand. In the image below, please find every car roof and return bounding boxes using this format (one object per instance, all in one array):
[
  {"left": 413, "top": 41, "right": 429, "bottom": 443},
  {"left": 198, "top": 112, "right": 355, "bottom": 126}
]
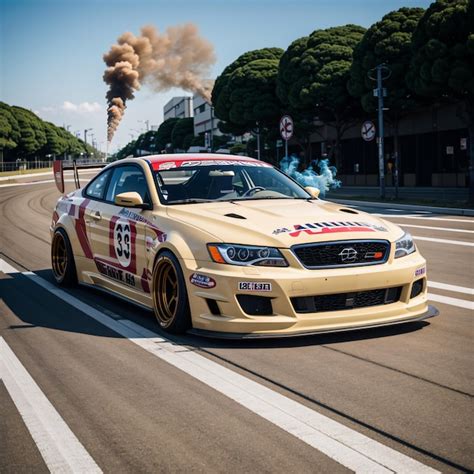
[{"left": 138, "top": 153, "right": 272, "bottom": 171}]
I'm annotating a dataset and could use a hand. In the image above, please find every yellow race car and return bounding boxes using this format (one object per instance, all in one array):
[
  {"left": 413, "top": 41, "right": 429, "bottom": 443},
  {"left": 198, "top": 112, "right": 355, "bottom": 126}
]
[{"left": 51, "top": 154, "right": 437, "bottom": 338}]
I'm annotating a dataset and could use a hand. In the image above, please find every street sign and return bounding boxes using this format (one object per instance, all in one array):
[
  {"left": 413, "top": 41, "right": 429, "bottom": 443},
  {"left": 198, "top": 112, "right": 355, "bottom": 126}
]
[
  {"left": 361, "top": 121, "right": 376, "bottom": 142},
  {"left": 280, "top": 115, "right": 294, "bottom": 141}
]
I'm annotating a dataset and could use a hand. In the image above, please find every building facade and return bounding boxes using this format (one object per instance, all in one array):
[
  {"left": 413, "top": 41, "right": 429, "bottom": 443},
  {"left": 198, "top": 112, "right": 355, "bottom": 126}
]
[
  {"left": 193, "top": 93, "right": 222, "bottom": 140},
  {"left": 163, "top": 97, "right": 193, "bottom": 121}
]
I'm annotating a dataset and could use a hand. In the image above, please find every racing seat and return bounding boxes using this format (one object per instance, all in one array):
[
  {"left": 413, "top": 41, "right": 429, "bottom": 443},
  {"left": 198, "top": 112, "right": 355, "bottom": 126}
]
[{"left": 206, "top": 175, "right": 234, "bottom": 200}]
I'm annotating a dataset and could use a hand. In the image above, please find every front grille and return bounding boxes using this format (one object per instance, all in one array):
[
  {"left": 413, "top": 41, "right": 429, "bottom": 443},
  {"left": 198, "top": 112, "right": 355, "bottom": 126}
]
[
  {"left": 291, "top": 286, "right": 402, "bottom": 313},
  {"left": 292, "top": 240, "right": 390, "bottom": 269},
  {"left": 410, "top": 279, "right": 424, "bottom": 299}
]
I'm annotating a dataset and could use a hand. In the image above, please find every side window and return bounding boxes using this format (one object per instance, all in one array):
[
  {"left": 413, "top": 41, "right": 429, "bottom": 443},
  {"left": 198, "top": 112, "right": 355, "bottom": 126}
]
[
  {"left": 105, "top": 165, "right": 151, "bottom": 205},
  {"left": 84, "top": 169, "right": 112, "bottom": 200}
]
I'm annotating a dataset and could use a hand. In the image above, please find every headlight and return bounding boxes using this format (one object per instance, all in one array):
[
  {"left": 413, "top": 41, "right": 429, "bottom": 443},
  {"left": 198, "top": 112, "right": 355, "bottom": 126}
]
[
  {"left": 207, "top": 244, "right": 288, "bottom": 267},
  {"left": 394, "top": 231, "right": 416, "bottom": 258}
]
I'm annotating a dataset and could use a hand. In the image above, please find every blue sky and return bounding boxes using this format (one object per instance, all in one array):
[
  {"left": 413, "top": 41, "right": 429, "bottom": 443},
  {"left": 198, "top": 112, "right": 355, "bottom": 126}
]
[{"left": 1, "top": 0, "right": 432, "bottom": 153}]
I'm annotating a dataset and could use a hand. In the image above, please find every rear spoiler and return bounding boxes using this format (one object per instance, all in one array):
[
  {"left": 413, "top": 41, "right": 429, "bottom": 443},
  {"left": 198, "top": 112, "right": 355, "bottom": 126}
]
[{"left": 53, "top": 160, "right": 107, "bottom": 193}]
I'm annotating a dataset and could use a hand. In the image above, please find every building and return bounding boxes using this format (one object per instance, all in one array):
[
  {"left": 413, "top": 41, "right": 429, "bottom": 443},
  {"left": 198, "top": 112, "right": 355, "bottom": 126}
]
[
  {"left": 193, "top": 93, "right": 222, "bottom": 142},
  {"left": 163, "top": 97, "right": 193, "bottom": 121}
]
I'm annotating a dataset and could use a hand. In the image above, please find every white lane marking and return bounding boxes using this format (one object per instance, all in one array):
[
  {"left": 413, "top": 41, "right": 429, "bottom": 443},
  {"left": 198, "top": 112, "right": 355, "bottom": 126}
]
[
  {"left": 0, "top": 337, "right": 102, "bottom": 473},
  {"left": 429, "top": 281, "right": 474, "bottom": 296},
  {"left": 393, "top": 223, "right": 474, "bottom": 234},
  {"left": 19, "top": 270, "right": 437, "bottom": 473},
  {"left": 412, "top": 235, "right": 474, "bottom": 247},
  {"left": 0, "top": 259, "right": 19, "bottom": 274},
  {"left": 428, "top": 293, "right": 474, "bottom": 310},
  {"left": 0, "top": 179, "right": 89, "bottom": 188},
  {"left": 374, "top": 214, "right": 474, "bottom": 223},
  {"left": 0, "top": 170, "right": 97, "bottom": 182}
]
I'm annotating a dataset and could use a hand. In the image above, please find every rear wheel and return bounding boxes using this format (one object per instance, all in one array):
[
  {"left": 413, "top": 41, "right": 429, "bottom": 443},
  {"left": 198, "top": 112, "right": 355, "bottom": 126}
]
[
  {"left": 152, "top": 251, "right": 191, "bottom": 334},
  {"left": 51, "top": 229, "right": 77, "bottom": 286}
]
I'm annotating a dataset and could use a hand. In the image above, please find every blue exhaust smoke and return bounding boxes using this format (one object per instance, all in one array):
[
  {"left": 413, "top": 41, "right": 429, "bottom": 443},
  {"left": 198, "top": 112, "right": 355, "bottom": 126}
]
[{"left": 280, "top": 155, "right": 341, "bottom": 197}]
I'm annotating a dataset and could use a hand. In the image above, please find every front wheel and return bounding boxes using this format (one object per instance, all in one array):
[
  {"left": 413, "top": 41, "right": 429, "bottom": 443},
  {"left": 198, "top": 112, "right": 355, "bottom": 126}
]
[
  {"left": 51, "top": 229, "right": 77, "bottom": 286},
  {"left": 152, "top": 251, "right": 191, "bottom": 334}
]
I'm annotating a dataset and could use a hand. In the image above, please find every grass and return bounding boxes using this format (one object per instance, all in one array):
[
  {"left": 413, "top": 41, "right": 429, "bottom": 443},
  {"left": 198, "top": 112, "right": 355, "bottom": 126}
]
[{"left": 0, "top": 167, "right": 52, "bottom": 177}]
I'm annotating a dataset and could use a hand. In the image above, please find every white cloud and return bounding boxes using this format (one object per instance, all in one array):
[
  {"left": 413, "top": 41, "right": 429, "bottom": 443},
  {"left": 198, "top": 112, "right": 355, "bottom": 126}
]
[{"left": 61, "top": 101, "right": 102, "bottom": 113}]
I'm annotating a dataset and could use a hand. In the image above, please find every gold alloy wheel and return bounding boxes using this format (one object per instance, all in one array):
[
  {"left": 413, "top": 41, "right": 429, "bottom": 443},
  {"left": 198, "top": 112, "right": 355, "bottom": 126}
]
[
  {"left": 52, "top": 232, "right": 68, "bottom": 280},
  {"left": 153, "top": 257, "right": 180, "bottom": 327}
]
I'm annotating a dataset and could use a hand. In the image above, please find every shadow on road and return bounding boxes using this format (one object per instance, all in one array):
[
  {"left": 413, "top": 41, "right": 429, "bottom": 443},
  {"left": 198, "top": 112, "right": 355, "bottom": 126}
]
[{"left": 0, "top": 269, "right": 430, "bottom": 349}]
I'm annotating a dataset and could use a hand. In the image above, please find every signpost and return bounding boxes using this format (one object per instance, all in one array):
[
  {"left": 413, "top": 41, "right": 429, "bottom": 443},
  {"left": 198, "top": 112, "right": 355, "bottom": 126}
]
[
  {"left": 361, "top": 121, "right": 376, "bottom": 142},
  {"left": 280, "top": 115, "right": 294, "bottom": 158}
]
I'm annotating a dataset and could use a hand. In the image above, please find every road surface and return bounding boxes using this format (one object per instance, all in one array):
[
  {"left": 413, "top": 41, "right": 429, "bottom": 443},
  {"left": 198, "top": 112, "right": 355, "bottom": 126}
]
[{"left": 0, "top": 173, "right": 472, "bottom": 472}]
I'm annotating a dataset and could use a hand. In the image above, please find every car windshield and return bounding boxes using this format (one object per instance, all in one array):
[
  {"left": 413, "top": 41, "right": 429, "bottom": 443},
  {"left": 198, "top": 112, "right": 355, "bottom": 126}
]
[{"left": 155, "top": 163, "right": 310, "bottom": 204}]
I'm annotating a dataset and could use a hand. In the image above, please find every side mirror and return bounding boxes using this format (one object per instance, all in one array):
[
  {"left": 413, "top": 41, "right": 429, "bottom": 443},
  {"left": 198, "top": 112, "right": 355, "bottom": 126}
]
[
  {"left": 304, "top": 186, "right": 320, "bottom": 199},
  {"left": 115, "top": 191, "right": 150, "bottom": 209}
]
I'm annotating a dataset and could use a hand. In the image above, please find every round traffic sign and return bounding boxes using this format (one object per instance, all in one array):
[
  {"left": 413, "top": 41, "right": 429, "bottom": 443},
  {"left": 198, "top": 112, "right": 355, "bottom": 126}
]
[
  {"left": 280, "top": 115, "right": 294, "bottom": 141},
  {"left": 361, "top": 121, "right": 376, "bottom": 142}
]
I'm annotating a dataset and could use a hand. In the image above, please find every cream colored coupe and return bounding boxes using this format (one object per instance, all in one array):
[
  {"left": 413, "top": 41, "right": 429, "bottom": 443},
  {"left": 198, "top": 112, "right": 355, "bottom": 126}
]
[{"left": 51, "top": 154, "right": 437, "bottom": 337}]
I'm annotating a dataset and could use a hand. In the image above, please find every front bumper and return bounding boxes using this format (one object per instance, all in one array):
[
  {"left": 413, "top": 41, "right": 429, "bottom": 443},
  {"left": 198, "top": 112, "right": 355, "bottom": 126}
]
[{"left": 182, "top": 250, "right": 434, "bottom": 337}]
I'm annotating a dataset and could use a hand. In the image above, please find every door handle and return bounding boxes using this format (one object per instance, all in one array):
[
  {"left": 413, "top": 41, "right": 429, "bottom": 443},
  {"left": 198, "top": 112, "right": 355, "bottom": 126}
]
[{"left": 91, "top": 211, "right": 102, "bottom": 221}]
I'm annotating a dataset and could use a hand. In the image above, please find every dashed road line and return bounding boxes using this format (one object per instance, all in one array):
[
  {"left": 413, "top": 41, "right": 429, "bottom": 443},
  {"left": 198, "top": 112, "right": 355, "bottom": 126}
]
[
  {"left": 428, "top": 281, "right": 474, "bottom": 296},
  {"left": 393, "top": 223, "right": 474, "bottom": 234},
  {"left": 427, "top": 293, "right": 474, "bottom": 311},
  {"left": 374, "top": 214, "right": 474, "bottom": 223},
  {"left": 0, "top": 337, "right": 102, "bottom": 473},
  {"left": 8, "top": 266, "right": 438, "bottom": 473},
  {"left": 412, "top": 235, "right": 474, "bottom": 247}
]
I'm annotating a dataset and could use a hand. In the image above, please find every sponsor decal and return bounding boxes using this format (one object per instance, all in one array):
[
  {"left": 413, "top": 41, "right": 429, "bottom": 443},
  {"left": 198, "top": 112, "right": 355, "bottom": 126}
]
[
  {"left": 415, "top": 267, "right": 426, "bottom": 277},
  {"left": 159, "top": 162, "right": 177, "bottom": 170},
  {"left": 118, "top": 208, "right": 167, "bottom": 242},
  {"left": 180, "top": 160, "right": 271, "bottom": 168},
  {"left": 238, "top": 282, "right": 272, "bottom": 292},
  {"left": 272, "top": 221, "right": 388, "bottom": 238},
  {"left": 95, "top": 258, "right": 136, "bottom": 288},
  {"left": 189, "top": 273, "right": 216, "bottom": 289}
]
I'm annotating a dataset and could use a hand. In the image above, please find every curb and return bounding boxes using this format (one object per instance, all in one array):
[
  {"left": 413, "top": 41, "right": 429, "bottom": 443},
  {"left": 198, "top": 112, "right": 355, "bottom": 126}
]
[{"left": 329, "top": 198, "right": 474, "bottom": 217}]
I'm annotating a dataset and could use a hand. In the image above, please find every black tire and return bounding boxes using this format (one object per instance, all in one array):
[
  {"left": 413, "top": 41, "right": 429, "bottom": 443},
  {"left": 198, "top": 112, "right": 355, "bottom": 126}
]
[
  {"left": 152, "top": 250, "right": 191, "bottom": 334},
  {"left": 51, "top": 228, "right": 77, "bottom": 286}
]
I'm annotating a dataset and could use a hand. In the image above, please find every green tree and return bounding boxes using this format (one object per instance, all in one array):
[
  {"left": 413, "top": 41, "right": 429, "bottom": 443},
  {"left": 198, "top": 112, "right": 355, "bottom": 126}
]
[
  {"left": 11, "top": 106, "right": 47, "bottom": 158},
  {"left": 0, "top": 103, "right": 20, "bottom": 153},
  {"left": 348, "top": 7, "right": 425, "bottom": 184},
  {"left": 407, "top": 0, "right": 474, "bottom": 202},
  {"left": 155, "top": 118, "right": 180, "bottom": 152},
  {"left": 171, "top": 118, "right": 194, "bottom": 150},
  {"left": 212, "top": 48, "right": 284, "bottom": 136},
  {"left": 277, "top": 25, "right": 366, "bottom": 167}
]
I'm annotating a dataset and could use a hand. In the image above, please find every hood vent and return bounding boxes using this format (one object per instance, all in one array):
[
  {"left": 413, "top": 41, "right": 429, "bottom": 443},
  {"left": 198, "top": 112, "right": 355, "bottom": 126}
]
[
  {"left": 340, "top": 208, "right": 359, "bottom": 215},
  {"left": 224, "top": 213, "right": 246, "bottom": 220}
]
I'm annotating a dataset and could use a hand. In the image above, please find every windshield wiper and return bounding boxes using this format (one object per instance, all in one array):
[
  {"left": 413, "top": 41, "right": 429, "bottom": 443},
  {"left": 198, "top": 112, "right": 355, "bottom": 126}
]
[{"left": 169, "top": 198, "right": 213, "bottom": 204}]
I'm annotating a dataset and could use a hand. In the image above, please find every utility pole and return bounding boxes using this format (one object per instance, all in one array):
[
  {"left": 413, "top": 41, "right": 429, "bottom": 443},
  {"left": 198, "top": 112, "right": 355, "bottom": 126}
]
[
  {"left": 369, "top": 64, "right": 391, "bottom": 199},
  {"left": 84, "top": 128, "right": 92, "bottom": 145},
  {"left": 210, "top": 106, "right": 214, "bottom": 152},
  {"left": 256, "top": 122, "right": 261, "bottom": 160}
]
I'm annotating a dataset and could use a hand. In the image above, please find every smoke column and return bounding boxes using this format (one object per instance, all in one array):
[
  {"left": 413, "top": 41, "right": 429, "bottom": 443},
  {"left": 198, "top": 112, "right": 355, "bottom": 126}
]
[
  {"left": 280, "top": 155, "right": 341, "bottom": 197},
  {"left": 103, "top": 24, "right": 216, "bottom": 142}
]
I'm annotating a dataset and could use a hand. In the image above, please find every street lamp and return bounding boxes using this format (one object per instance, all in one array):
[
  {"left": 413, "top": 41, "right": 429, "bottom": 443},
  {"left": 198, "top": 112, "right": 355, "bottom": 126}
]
[
  {"left": 84, "top": 128, "right": 93, "bottom": 145},
  {"left": 138, "top": 119, "right": 150, "bottom": 131}
]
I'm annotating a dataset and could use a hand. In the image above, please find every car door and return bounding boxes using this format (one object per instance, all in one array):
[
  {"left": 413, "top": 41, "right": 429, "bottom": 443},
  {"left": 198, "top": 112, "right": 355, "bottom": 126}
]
[{"left": 87, "top": 164, "right": 153, "bottom": 300}]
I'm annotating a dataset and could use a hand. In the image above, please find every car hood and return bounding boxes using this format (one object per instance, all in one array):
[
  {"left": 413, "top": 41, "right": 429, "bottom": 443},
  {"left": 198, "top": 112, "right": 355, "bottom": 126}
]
[{"left": 166, "top": 199, "right": 403, "bottom": 247}]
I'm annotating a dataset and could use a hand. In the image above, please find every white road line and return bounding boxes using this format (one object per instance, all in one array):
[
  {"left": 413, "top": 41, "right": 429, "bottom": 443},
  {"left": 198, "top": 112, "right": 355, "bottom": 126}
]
[
  {"left": 393, "top": 223, "right": 474, "bottom": 234},
  {"left": 428, "top": 293, "right": 474, "bottom": 310},
  {"left": 0, "top": 259, "right": 19, "bottom": 274},
  {"left": 428, "top": 281, "right": 474, "bottom": 296},
  {"left": 17, "top": 269, "right": 437, "bottom": 473},
  {"left": 412, "top": 235, "right": 474, "bottom": 247},
  {"left": 374, "top": 214, "right": 474, "bottom": 223},
  {"left": 0, "top": 337, "right": 102, "bottom": 473},
  {"left": 0, "top": 179, "right": 88, "bottom": 188}
]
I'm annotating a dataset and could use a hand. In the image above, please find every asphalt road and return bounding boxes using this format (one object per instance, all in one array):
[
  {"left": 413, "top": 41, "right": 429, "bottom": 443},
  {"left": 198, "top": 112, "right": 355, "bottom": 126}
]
[{"left": 0, "top": 173, "right": 473, "bottom": 473}]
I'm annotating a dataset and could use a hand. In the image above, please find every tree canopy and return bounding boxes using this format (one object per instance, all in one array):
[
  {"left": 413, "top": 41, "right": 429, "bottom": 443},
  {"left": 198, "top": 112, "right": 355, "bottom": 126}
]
[
  {"left": 171, "top": 117, "right": 194, "bottom": 150},
  {"left": 0, "top": 102, "right": 99, "bottom": 161},
  {"left": 348, "top": 7, "right": 425, "bottom": 115},
  {"left": 212, "top": 48, "right": 284, "bottom": 135}
]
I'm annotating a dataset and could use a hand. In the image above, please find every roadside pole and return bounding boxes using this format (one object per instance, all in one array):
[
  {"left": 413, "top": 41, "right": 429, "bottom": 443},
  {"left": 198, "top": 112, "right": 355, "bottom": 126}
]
[
  {"left": 280, "top": 115, "right": 294, "bottom": 159},
  {"left": 376, "top": 66, "right": 385, "bottom": 199}
]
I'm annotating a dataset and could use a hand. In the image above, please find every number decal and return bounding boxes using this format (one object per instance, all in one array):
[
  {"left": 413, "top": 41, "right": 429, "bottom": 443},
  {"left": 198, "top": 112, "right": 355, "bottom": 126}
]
[{"left": 114, "top": 219, "right": 132, "bottom": 267}]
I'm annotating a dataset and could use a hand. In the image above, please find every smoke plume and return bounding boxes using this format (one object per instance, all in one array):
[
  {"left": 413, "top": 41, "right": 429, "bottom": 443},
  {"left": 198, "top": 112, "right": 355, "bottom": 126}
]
[
  {"left": 103, "top": 24, "right": 216, "bottom": 141},
  {"left": 280, "top": 155, "right": 341, "bottom": 197}
]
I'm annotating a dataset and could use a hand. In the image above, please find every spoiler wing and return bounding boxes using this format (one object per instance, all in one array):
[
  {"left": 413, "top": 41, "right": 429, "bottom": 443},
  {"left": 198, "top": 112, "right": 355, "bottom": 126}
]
[{"left": 53, "top": 160, "right": 107, "bottom": 193}]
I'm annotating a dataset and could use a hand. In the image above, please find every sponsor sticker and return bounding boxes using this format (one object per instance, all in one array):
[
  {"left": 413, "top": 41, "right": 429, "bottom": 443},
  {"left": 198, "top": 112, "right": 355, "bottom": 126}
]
[
  {"left": 238, "top": 282, "right": 272, "bottom": 292},
  {"left": 415, "top": 267, "right": 426, "bottom": 277},
  {"left": 159, "top": 162, "right": 176, "bottom": 170},
  {"left": 189, "top": 273, "right": 216, "bottom": 289},
  {"left": 273, "top": 221, "right": 388, "bottom": 237}
]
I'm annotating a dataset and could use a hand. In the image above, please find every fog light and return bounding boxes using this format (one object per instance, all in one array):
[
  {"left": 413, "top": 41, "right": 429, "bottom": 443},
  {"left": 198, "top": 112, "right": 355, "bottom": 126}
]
[{"left": 237, "top": 295, "right": 273, "bottom": 316}]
